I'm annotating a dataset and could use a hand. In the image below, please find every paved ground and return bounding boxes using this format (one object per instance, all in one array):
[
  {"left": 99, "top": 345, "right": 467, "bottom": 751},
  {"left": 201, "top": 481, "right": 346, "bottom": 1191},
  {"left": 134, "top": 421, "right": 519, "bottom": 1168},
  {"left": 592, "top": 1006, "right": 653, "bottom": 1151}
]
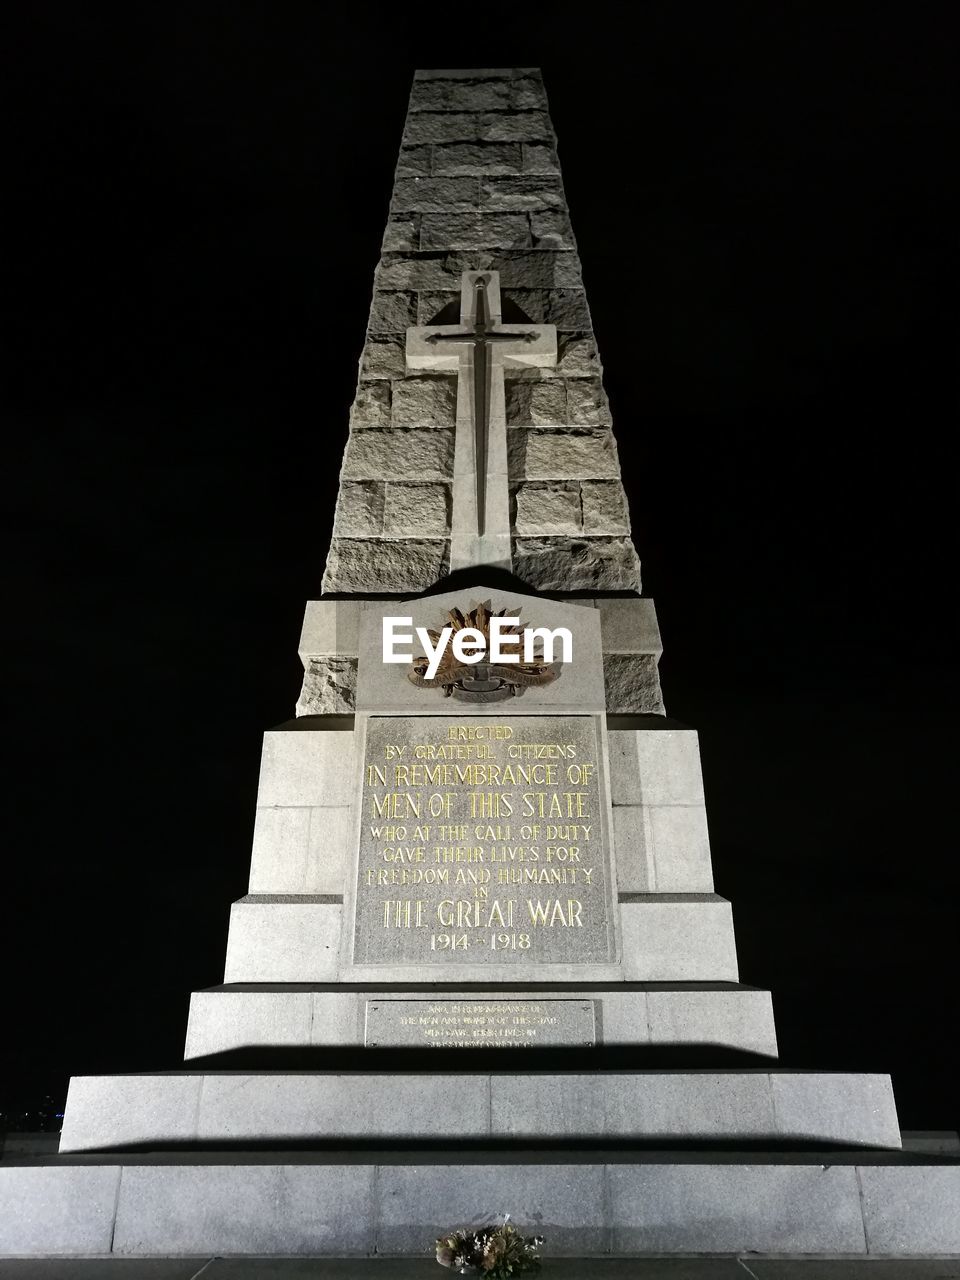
[{"left": 1, "top": 1259, "right": 960, "bottom": 1278}]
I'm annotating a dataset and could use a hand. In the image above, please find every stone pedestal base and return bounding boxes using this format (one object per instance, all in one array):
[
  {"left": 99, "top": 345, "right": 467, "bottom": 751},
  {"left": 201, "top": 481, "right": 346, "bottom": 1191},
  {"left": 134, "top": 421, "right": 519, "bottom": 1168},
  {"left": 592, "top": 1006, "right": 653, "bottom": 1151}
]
[
  {"left": 2, "top": 1152, "right": 958, "bottom": 1258},
  {"left": 57, "top": 1070, "right": 901, "bottom": 1154},
  {"left": 184, "top": 982, "right": 779, "bottom": 1059}
]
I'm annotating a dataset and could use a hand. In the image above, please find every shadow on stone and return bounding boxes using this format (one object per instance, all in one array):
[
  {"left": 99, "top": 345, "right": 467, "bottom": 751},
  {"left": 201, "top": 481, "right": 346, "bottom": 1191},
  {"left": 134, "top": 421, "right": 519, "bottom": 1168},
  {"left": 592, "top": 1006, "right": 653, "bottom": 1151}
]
[
  {"left": 181, "top": 1043, "right": 776, "bottom": 1073},
  {"left": 76, "top": 1136, "right": 910, "bottom": 1158}
]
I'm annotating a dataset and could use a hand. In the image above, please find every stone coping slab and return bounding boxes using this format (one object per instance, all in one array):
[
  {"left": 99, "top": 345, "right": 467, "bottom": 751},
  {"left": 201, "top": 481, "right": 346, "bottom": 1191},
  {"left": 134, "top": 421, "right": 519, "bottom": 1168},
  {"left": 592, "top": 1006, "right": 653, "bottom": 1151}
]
[{"left": 298, "top": 597, "right": 662, "bottom": 660}]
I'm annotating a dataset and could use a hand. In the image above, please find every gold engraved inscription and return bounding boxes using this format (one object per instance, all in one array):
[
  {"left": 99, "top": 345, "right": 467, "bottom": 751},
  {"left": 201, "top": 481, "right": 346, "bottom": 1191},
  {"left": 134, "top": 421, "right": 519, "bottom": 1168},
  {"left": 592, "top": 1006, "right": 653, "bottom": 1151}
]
[{"left": 352, "top": 716, "right": 613, "bottom": 966}]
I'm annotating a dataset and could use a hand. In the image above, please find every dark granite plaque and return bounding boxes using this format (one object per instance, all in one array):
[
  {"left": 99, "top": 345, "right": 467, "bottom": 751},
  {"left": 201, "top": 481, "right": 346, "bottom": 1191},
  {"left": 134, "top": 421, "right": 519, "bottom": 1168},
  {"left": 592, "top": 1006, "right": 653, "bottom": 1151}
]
[
  {"left": 351, "top": 714, "right": 615, "bottom": 966},
  {"left": 365, "top": 999, "right": 596, "bottom": 1048}
]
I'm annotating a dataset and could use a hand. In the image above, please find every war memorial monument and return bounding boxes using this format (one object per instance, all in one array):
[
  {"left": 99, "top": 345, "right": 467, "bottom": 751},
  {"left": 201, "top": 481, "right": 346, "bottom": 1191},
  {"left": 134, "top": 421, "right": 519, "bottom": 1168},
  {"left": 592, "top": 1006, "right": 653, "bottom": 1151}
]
[{"left": 2, "top": 67, "right": 957, "bottom": 1265}]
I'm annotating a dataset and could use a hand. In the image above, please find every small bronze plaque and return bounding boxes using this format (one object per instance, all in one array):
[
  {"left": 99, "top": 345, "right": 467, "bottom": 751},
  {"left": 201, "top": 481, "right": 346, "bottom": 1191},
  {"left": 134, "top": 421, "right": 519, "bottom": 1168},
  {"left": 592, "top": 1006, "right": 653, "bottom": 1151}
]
[{"left": 364, "top": 998, "right": 596, "bottom": 1048}]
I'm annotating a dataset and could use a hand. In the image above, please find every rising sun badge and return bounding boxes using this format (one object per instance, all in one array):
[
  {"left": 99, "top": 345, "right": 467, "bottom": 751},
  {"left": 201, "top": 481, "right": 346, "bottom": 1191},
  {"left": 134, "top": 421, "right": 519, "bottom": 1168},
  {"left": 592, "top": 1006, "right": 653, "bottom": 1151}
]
[{"left": 408, "top": 602, "right": 561, "bottom": 703}]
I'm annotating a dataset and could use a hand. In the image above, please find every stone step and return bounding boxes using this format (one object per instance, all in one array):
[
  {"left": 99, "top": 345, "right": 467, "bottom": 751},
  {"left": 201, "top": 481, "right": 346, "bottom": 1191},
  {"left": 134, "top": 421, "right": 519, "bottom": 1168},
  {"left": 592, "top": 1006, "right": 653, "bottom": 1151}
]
[
  {"left": 57, "top": 1070, "right": 900, "bottom": 1154},
  {"left": 184, "top": 982, "right": 779, "bottom": 1058},
  {"left": 2, "top": 1152, "right": 958, "bottom": 1258}
]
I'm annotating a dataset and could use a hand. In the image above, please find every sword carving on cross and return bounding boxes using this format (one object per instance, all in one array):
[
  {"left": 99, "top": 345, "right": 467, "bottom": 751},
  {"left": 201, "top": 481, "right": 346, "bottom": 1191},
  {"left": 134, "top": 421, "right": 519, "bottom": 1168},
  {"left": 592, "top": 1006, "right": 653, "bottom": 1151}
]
[
  {"left": 406, "top": 271, "right": 558, "bottom": 570},
  {"left": 426, "top": 276, "right": 537, "bottom": 537}
]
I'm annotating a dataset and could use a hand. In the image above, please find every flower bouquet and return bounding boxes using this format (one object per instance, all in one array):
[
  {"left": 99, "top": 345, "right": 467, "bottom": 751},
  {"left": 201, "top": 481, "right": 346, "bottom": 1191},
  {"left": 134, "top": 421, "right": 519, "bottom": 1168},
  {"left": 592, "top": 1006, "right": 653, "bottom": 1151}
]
[{"left": 435, "top": 1217, "right": 543, "bottom": 1278}]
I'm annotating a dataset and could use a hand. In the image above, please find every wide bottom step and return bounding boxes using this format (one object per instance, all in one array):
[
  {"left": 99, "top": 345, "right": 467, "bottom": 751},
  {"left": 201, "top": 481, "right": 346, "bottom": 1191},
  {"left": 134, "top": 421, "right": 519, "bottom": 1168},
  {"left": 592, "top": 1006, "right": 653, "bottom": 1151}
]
[{"left": 2, "top": 1153, "right": 958, "bottom": 1258}]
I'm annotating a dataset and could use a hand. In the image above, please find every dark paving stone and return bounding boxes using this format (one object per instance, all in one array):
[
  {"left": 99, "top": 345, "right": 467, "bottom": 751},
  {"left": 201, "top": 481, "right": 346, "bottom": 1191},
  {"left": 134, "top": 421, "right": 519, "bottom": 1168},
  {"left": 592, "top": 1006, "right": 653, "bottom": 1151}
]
[{"left": 1, "top": 1259, "right": 959, "bottom": 1280}]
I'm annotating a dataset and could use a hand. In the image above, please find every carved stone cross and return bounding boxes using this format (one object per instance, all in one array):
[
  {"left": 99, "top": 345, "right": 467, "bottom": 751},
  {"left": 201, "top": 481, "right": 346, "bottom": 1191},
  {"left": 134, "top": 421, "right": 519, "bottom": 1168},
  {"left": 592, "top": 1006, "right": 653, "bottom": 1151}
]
[{"left": 406, "top": 271, "right": 557, "bottom": 572}]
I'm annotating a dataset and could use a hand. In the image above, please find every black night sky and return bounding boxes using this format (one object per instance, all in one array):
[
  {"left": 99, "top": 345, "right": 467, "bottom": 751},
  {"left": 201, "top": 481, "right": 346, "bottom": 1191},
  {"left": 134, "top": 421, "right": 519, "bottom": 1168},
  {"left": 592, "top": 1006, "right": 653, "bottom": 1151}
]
[{"left": 4, "top": 4, "right": 957, "bottom": 1134}]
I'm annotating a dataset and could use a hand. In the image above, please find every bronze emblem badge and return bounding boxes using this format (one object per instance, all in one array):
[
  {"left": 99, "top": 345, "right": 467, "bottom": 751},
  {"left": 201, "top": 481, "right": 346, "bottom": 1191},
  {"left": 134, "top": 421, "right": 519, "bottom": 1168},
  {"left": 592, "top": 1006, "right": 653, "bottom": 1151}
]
[{"left": 408, "top": 602, "right": 560, "bottom": 703}]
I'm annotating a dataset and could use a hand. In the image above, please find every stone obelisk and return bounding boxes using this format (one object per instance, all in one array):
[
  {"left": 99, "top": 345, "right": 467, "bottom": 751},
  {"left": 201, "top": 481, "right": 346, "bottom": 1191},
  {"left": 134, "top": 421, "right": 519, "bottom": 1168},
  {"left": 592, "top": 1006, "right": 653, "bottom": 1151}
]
[
  {"left": 305, "top": 69, "right": 662, "bottom": 718},
  {"left": 322, "top": 73, "right": 639, "bottom": 599},
  {"left": 4, "top": 69, "right": 957, "bottom": 1265}
]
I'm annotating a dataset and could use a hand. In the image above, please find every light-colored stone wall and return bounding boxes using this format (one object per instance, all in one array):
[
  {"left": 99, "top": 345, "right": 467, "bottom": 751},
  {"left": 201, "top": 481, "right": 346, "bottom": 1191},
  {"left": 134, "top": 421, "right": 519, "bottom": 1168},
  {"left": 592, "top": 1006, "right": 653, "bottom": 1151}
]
[
  {"left": 322, "top": 68, "right": 640, "bottom": 596},
  {"left": 184, "top": 986, "right": 779, "bottom": 1059},
  {"left": 230, "top": 720, "right": 730, "bottom": 985},
  {"left": 221, "top": 894, "right": 739, "bottom": 985},
  {"left": 608, "top": 728, "right": 714, "bottom": 891}
]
